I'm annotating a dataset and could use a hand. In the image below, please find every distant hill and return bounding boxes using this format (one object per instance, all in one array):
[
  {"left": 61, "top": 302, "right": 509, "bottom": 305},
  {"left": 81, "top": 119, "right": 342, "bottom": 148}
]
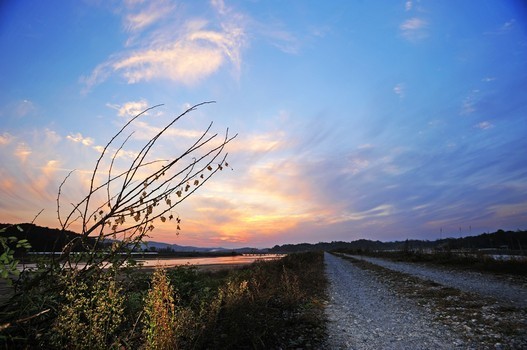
[
  {"left": 0, "top": 223, "right": 265, "bottom": 254},
  {"left": 2, "top": 223, "right": 525, "bottom": 255},
  {"left": 0, "top": 223, "right": 99, "bottom": 252},
  {"left": 268, "top": 229, "right": 527, "bottom": 253},
  {"left": 142, "top": 241, "right": 268, "bottom": 254}
]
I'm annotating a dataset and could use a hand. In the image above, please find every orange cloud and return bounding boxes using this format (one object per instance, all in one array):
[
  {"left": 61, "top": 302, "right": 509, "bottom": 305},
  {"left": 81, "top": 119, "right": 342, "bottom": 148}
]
[
  {"left": 0, "top": 132, "right": 14, "bottom": 145},
  {"left": 0, "top": 113, "right": 371, "bottom": 248},
  {"left": 14, "top": 142, "right": 32, "bottom": 162}
]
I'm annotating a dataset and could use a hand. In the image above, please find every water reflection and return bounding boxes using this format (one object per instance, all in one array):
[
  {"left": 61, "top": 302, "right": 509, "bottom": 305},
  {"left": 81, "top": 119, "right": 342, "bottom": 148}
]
[
  {"left": 17, "top": 254, "right": 285, "bottom": 271},
  {"left": 136, "top": 254, "right": 284, "bottom": 268}
]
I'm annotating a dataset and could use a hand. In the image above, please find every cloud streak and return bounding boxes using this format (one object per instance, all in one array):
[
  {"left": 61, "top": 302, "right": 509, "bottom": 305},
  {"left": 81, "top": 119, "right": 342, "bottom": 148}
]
[
  {"left": 400, "top": 17, "right": 428, "bottom": 41},
  {"left": 393, "top": 83, "right": 405, "bottom": 98},
  {"left": 123, "top": 0, "right": 175, "bottom": 33},
  {"left": 82, "top": 1, "right": 246, "bottom": 91},
  {"left": 1, "top": 102, "right": 526, "bottom": 247}
]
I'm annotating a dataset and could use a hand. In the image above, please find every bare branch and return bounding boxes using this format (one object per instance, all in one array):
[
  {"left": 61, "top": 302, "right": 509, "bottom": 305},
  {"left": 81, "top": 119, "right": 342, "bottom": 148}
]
[{"left": 52, "top": 101, "right": 234, "bottom": 271}]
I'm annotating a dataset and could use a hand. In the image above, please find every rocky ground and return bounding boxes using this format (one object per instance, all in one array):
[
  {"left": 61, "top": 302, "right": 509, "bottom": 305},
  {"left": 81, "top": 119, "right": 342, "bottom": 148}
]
[{"left": 324, "top": 252, "right": 527, "bottom": 349}]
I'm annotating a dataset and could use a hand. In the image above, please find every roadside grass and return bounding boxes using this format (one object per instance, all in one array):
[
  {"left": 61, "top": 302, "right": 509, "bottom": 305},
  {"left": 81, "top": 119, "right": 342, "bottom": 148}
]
[
  {"left": 336, "top": 253, "right": 527, "bottom": 348},
  {"left": 1, "top": 251, "right": 327, "bottom": 349},
  {"left": 337, "top": 250, "right": 527, "bottom": 276},
  {"left": 198, "top": 251, "right": 327, "bottom": 349}
]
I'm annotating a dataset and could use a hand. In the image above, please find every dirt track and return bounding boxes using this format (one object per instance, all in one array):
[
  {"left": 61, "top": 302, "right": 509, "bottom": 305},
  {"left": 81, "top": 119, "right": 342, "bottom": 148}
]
[{"left": 324, "top": 253, "right": 527, "bottom": 349}]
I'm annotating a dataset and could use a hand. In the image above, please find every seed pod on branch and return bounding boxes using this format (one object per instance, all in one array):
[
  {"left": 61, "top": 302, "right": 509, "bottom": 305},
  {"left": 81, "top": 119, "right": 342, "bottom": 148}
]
[{"left": 53, "top": 101, "right": 236, "bottom": 271}]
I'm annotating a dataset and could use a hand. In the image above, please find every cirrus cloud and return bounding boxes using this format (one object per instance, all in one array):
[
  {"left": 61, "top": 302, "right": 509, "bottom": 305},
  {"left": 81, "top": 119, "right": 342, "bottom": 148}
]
[
  {"left": 81, "top": 1, "right": 246, "bottom": 92},
  {"left": 475, "top": 121, "right": 494, "bottom": 130},
  {"left": 67, "top": 132, "right": 94, "bottom": 146},
  {"left": 400, "top": 17, "right": 428, "bottom": 42}
]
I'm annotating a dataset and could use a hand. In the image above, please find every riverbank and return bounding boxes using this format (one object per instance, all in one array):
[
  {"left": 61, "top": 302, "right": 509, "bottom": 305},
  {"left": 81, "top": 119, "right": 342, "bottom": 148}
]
[{"left": 1, "top": 252, "right": 326, "bottom": 349}]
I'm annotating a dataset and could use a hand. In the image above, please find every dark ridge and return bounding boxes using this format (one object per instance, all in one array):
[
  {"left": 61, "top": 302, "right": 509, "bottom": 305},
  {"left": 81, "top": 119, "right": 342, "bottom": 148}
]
[{"left": 0, "top": 223, "right": 98, "bottom": 252}]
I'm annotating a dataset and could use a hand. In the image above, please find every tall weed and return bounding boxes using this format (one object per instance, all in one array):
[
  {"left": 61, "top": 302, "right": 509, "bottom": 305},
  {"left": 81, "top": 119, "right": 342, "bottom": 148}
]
[
  {"left": 142, "top": 267, "right": 197, "bottom": 350},
  {"left": 51, "top": 270, "right": 124, "bottom": 349}
]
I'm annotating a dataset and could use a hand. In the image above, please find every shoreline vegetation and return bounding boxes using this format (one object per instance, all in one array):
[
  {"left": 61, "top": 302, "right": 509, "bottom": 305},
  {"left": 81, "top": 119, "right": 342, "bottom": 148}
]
[
  {"left": 0, "top": 251, "right": 327, "bottom": 349},
  {"left": 1, "top": 248, "right": 526, "bottom": 348}
]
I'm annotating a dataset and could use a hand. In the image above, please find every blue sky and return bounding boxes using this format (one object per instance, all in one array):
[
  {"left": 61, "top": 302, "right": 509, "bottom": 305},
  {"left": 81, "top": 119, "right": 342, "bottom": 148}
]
[{"left": 1, "top": 0, "right": 526, "bottom": 248}]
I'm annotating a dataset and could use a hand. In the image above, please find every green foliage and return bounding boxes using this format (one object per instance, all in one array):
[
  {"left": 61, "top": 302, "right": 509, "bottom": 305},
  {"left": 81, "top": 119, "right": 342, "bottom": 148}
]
[
  {"left": 0, "top": 225, "right": 31, "bottom": 283},
  {"left": 138, "top": 252, "right": 326, "bottom": 349},
  {"left": 51, "top": 270, "right": 125, "bottom": 349},
  {"left": 143, "top": 267, "right": 177, "bottom": 350},
  {"left": 142, "top": 267, "right": 198, "bottom": 350},
  {"left": 201, "top": 252, "right": 327, "bottom": 349},
  {"left": 1, "top": 253, "right": 327, "bottom": 349}
]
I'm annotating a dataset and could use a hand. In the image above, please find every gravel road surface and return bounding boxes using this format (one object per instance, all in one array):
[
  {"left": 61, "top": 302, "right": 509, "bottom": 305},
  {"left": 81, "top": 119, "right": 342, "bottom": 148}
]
[
  {"left": 324, "top": 253, "right": 465, "bottom": 349},
  {"left": 342, "top": 254, "right": 527, "bottom": 308}
]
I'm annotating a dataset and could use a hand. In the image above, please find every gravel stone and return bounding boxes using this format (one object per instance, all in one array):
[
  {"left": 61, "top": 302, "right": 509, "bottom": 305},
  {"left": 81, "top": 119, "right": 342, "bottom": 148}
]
[
  {"left": 342, "top": 254, "right": 527, "bottom": 308},
  {"left": 324, "top": 253, "right": 464, "bottom": 349}
]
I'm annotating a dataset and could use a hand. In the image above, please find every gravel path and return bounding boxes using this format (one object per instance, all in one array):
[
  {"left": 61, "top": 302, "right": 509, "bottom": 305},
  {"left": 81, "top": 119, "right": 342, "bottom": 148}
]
[
  {"left": 342, "top": 254, "right": 527, "bottom": 308},
  {"left": 324, "top": 253, "right": 465, "bottom": 349}
]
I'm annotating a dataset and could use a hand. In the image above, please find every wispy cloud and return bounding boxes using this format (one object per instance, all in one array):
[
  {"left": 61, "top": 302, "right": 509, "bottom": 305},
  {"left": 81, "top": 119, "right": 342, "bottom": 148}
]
[
  {"left": 14, "top": 142, "right": 32, "bottom": 162},
  {"left": 262, "top": 28, "right": 302, "bottom": 54},
  {"left": 228, "top": 131, "right": 287, "bottom": 154},
  {"left": 339, "top": 204, "right": 394, "bottom": 222},
  {"left": 0, "top": 128, "right": 82, "bottom": 225},
  {"left": 105, "top": 100, "right": 213, "bottom": 142},
  {"left": 1, "top": 107, "right": 526, "bottom": 246},
  {"left": 475, "top": 121, "right": 494, "bottom": 130},
  {"left": 0, "top": 132, "right": 14, "bottom": 145},
  {"left": 14, "top": 99, "right": 36, "bottom": 117},
  {"left": 393, "top": 83, "right": 405, "bottom": 98},
  {"left": 123, "top": 0, "right": 175, "bottom": 33},
  {"left": 460, "top": 89, "right": 479, "bottom": 115},
  {"left": 501, "top": 19, "right": 515, "bottom": 31},
  {"left": 67, "top": 132, "right": 94, "bottom": 146},
  {"left": 484, "top": 19, "right": 517, "bottom": 36},
  {"left": 81, "top": 1, "right": 247, "bottom": 92},
  {"left": 400, "top": 17, "right": 428, "bottom": 42},
  {"left": 107, "top": 100, "right": 149, "bottom": 118}
]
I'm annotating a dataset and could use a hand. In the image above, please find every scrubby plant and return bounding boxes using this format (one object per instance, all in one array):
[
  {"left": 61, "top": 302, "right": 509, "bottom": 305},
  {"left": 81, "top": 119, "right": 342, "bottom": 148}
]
[
  {"left": 142, "top": 266, "right": 197, "bottom": 350},
  {"left": 51, "top": 270, "right": 124, "bottom": 349},
  {"left": 143, "top": 267, "right": 177, "bottom": 350},
  {"left": 197, "top": 252, "right": 326, "bottom": 349}
]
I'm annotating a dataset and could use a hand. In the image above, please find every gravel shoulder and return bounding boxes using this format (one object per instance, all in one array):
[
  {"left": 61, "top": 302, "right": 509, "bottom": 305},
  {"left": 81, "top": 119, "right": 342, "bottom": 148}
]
[
  {"left": 325, "top": 253, "right": 527, "bottom": 349},
  {"left": 324, "top": 252, "right": 464, "bottom": 349},
  {"left": 342, "top": 254, "right": 527, "bottom": 308}
]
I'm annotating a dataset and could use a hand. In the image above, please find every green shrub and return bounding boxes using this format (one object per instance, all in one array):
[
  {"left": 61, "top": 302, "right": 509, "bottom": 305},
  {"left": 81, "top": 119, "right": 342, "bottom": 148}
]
[
  {"left": 143, "top": 267, "right": 198, "bottom": 350},
  {"left": 51, "top": 270, "right": 124, "bottom": 349}
]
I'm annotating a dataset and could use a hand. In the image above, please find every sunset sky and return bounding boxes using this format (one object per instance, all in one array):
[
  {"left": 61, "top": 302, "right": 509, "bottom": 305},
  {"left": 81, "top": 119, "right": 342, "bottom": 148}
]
[{"left": 1, "top": 1, "right": 526, "bottom": 248}]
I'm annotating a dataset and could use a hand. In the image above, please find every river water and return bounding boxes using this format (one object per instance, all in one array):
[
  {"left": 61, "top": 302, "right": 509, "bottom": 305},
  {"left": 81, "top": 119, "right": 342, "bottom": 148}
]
[
  {"left": 17, "top": 254, "right": 284, "bottom": 271},
  {"left": 135, "top": 254, "right": 284, "bottom": 267}
]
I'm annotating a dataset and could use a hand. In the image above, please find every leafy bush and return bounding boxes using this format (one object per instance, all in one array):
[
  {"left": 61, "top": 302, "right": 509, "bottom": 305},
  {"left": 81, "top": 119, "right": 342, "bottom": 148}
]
[
  {"left": 0, "top": 226, "right": 31, "bottom": 282},
  {"left": 51, "top": 270, "right": 124, "bottom": 349}
]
